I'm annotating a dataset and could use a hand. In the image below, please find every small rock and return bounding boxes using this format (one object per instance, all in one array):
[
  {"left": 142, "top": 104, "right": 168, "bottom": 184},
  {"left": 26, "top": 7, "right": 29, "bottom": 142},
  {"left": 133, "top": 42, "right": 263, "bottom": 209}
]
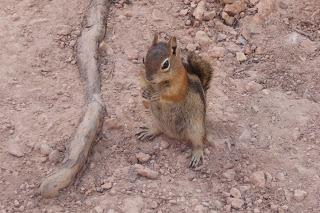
[
  {"left": 13, "top": 200, "right": 20, "bottom": 207},
  {"left": 239, "top": 129, "right": 251, "bottom": 143},
  {"left": 250, "top": 0, "right": 260, "bottom": 5},
  {"left": 123, "top": 196, "right": 144, "bottom": 213},
  {"left": 245, "top": 81, "right": 263, "bottom": 92},
  {"left": 256, "top": 0, "right": 277, "bottom": 20},
  {"left": 194, "top": 204, "right": 206, "bottom": 213},
  {"left": 203, "top": 11, "right": 216, "bottom": 21},
  {"left": 230, "top": 198, "right": 244, "bottom": 209},
  {"left": 223, "top": 169, "right": 236, "bottom": 180},
  {"left": 127, "top": 49, "right": 139, "bottom": 60},
  {"left": 193, "top": 0, "right": 206, "bottom": 21},
  {"left": 185, "top": 19, "right": 192, "bottom": 26},
  {"left": 152, "top": 9, "right": 164, "bottom": 21},
  {"left": 223, "top": 0, "right": 237, "bottom": 4},
  {"left": 195, "top": 30, "right": 212, "bottom": 47},
  {"left": 253, "top": 208, "right": 260, "bottom": 213},
  {"left": 94, "top": 206, "right": 104, "bottom": 213},
  {"left": 56, "top": 24, "right": 72, "bottom": 36},
  {"left": 251, "top": 171, "right": 266, "bottom": 187},
  {"left": 104, "top": 118, "right": 122, "bottom": 130},
  {"left": 160, "top": 140, "right": 169, "bottom": 149},
  {"left": 230, "top": 188, "right": 241, "bottom": 198},
  {"left": 136, "top": 152, "right": 151, "bottom": 163},
  {"left": 150, "top": 201, "right": 158, "bottom": 209},
  {"left": 293, "top": 189, "right": 307, "bottom": 201},
  {"left": 101, "top": 182, "right": 112, "bottom": 190},
  {"left": 217, "top": 33, "right": 227, "bottom": 42},
  {"left": 255, "top": 46, "right": 263, "bottom": 54},
  {"left": 186, "top": 43, "right": 198, "bottom": 52},
  {"left": 48, "top": 150, "right": 61, "bottom": 164},
  {"left": 236, "top": 52, "right": 247, "bottom": 62},
  {"left": 208, "top": 46, "right": 225, "bottom": 58},
  {"left": 270, "top": 203, "right": 278, "bottom": 211},
  {"left": 221, "top": 11, "right": 235, "bottom": 26},
  {"left": 7, "top": 143, "right": 25, "bottom": 157},
  {"left": 224, "top": 0, "right": 246, "bottom": 16},
  {"left": 39, "top": 144, "right": 52, "bottom": 156},
  {"left": 135, "top": 164, "right": 159, "bottom": 179},
  {"left": 180, "top": 9, "right": 189, "bottom": 16},
  {"left": 279, "top": 1, "right": 288, "bottom": 9}
]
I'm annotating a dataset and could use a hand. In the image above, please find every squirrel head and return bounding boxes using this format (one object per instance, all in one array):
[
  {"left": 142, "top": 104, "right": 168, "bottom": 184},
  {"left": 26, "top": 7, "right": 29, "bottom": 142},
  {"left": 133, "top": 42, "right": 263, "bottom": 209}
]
[{"left": 143, "top": 34, "right": 182, "bottom": 84}]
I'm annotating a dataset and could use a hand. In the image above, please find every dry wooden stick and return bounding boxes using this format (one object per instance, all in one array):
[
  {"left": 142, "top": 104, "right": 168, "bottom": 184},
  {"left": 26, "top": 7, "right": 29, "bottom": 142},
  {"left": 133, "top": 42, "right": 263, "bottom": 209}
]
[{"left": 39, "top": 0, "right": 110, "bottom": 198}]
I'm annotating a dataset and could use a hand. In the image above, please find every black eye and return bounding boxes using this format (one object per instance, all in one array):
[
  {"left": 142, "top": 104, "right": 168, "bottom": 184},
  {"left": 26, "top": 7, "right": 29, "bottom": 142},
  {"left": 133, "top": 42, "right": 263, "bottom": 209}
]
[{"left": 161, "top": 59, "right": 170, "bottom": 70}]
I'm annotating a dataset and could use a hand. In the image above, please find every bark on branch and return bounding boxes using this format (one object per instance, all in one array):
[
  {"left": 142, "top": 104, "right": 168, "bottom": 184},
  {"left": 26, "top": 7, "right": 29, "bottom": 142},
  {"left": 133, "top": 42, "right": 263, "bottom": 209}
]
[{"left": 39, "top": 0, "right": 110, "bottom": 198}]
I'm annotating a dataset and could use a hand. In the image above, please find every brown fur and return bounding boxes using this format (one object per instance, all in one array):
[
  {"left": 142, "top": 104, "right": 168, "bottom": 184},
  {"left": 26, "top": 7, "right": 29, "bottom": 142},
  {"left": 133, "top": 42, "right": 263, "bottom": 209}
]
[{"left": 137, "top": 34, "right": 212, "bottom": 167}]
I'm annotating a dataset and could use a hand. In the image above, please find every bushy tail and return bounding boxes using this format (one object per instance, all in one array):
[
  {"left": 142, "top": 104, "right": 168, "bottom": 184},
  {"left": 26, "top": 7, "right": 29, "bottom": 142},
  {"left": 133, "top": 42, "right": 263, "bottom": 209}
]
[{"left": 185, "top": 52, "right": 213, "bottom": 91}]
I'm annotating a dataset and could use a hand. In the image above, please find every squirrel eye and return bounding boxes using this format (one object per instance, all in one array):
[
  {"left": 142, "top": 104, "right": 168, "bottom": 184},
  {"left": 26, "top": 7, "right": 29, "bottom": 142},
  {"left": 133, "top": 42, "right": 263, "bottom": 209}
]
[{"left": 161, "top": 59, "right": 170, "bottom": 71}]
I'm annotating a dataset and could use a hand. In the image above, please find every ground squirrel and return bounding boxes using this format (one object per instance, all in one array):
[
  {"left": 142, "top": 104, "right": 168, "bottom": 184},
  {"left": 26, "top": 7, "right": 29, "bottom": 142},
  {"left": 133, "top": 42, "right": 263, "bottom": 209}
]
[{"left": 136, "top": 34, "right": 213, "bottom": 167}]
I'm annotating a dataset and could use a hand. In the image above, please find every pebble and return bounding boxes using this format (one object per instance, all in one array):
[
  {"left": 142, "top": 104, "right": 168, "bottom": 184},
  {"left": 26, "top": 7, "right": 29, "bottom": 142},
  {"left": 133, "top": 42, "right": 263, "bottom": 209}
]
[
  {"left": 56, "top": 24, "right": 72, "bottom": 36},
  {"left": 48, "top": 150, "right": 61, "bottom": 164},
  {"left": 195, "top": 30, "right": 212, "bottom": 47},
  {"left": 135, "top": 164, "right": 159, "bottom": 179},
  {"left": 136, "top": 152, "right": 151, "bottom": 163},
  {"left": 159, "top": 140, "right": 169, "bottom": 150},
  {"left": 239, "top": 129, "right": 251, "bottom": 143},
  {"left": 293, "top": 189, "right": 307, "bottom": 201},
  {"left": 185, "top": 19, "right": 192, "bottom": 26},
  {"left": 39, "top": 144, "right": 53, "bottom": 156},
  {"left": 7, "top": 143, "right": 25, "bottom": 157},
  {"left": 13, "top": 200, "right": 20, "bottom": 207},
  {"left": 123, "top": 196, "right": 143, "bottom": 213},
  {"left": 236, "top": 52, "right": 247, "bottom": 62},
  {"left": 152, "top": 9, "right": 164, "bottom": 21},
  {"left": 230, "top": 198, "right": 244, "bottom": 209},
  {"left": 223, "top": 169, "right": 236, "bottom": 180},
  {"left": 194, "top": 204, "right": 206, "bottom": 213},
  {"left": 101, "top": 182, "right": 112, "bottom": 190},
  {"left": 150, "top": 201, "right": 158, "bottom": 209},
  {"left": 216, "top": 33, "right": 227, "bottom": 42},
  {"left": 208, "top": 46, "right": 225, "bottom": 58},
  {"left": 127, "top": 49, "right": 139, "bottom": 60},
  {"left": 180, "top": 9, "right": 189, "bottom": 16},
  {"left": 104, "top": 118, "right": 122, "bottom": 130},
  {"left": 94, "top": 206, "right": 104, "bottom": 213},
  {"left": 223, "top": 0, "right": 237, "bottom": 4},
  {"left": 203, "top": 11, "right": 216, "bottom": 21},
  {"left": 221, "top": 11, "right": 235, "bottom": 26},
  {"left": 230, "top": 187, "right": 241, "bottom": 198},
  {"left": 224, "top": 0, "right": 246, "bottom": 16},
  {"left": 193, "top": 0, "right": 206, "bottom": 21},
  {"left": 245, "top": 81, "right": 263, "bottom": 92},
  {"left": 250, "top": 171, "right": 266, "bottom": 188}
]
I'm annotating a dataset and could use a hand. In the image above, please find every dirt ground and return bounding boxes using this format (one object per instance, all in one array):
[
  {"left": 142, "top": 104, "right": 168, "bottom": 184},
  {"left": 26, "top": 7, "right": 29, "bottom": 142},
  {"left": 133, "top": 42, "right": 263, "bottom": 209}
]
[{"left": 1, "top": 0, "right": 320, "bottom": 212}]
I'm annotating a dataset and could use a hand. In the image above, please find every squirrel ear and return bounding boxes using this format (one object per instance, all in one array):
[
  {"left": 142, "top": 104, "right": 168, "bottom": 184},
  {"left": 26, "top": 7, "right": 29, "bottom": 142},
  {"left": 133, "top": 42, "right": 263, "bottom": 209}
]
[
  {"left": 152, "top": 33, "right": 159, "bottom": 45},
  {"left": 169, "top": 36, "right": 177, "bottom": 55}
]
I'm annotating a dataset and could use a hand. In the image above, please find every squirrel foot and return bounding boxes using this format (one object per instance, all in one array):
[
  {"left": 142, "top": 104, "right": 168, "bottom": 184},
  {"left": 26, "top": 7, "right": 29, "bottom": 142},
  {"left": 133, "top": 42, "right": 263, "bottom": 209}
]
[
  {"left": 189, "top": 148, "right": 203, "bottom": 168},
  {"left": 136, "top": 126, "right": 161, "bottom": 141}
]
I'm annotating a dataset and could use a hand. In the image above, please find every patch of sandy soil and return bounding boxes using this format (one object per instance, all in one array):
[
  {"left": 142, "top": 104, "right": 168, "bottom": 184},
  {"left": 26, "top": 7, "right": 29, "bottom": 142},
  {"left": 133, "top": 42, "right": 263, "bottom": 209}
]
[{"left": 1, "top": 0, "right": 320, "bottom": 212}]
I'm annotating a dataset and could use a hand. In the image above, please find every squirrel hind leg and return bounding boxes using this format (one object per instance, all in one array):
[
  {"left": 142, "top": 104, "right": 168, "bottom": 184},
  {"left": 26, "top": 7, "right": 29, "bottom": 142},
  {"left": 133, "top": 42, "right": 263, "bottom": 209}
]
[
  {"left": 189, "top": 147, "right": 204, "bottom": 168},
  {"left": 136, "top": 126, "right": 161, "bottom": 141},
  {"left": 188, "top": 126, "right": 205, "bottom": 168}
]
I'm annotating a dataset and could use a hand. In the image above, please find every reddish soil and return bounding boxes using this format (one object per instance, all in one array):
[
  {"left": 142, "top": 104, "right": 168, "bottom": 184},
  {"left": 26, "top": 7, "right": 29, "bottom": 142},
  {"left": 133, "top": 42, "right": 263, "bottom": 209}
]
[{"left": 1, "top": 0, "right": 320, "bottom": 213}]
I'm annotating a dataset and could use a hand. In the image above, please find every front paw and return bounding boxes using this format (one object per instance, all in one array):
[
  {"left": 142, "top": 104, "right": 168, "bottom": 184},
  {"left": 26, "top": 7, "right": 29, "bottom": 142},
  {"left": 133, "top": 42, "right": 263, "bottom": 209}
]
[
  {"left": 142, "top": 88, "right": 159, "bottom": 101},
  {"left": 135, "top": 126, "right": 159, "bottom": 141}
]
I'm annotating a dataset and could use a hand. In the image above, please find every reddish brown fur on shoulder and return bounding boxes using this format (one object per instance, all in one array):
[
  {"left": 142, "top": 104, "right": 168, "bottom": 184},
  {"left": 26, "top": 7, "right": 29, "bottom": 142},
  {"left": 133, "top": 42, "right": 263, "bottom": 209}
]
[{"left": 160, "top": 66, "right": 188, "bottom": 102}]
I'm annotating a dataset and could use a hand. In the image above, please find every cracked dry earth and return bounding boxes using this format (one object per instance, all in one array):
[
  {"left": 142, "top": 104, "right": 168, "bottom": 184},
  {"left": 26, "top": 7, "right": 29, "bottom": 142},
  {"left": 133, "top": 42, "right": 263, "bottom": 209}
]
[{"left": 1, "top": 0, "right": 320, "bottom": 213}]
